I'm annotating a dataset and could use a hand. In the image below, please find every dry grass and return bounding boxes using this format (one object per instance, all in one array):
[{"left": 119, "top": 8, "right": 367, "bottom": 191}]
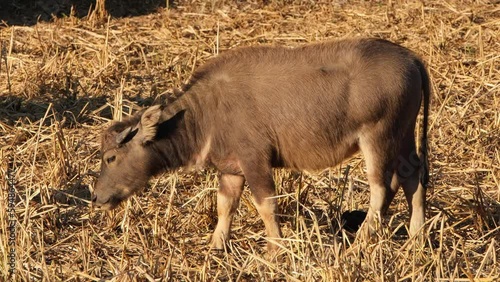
[{"left": 1, "top": 0, "right": 499, "bottom": 281}]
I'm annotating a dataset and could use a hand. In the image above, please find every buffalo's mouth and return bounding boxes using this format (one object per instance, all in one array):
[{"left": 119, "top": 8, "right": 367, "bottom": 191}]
[{"left": 91, "top": 193, "right": 125, "bottom": 210}]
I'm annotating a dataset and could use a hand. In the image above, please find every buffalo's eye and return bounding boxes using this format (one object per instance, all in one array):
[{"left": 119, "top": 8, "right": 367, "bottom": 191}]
[{"left": 106, "top": 155, "right": 116, "bottom": 164}]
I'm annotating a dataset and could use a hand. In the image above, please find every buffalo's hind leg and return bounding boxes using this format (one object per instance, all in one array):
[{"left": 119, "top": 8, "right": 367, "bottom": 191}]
[
  {"left": 211, "top": 173, "right": 245, "bottom": 250},
  {"left": 358, "top": 131, "right": 400, "bottom": 239},
  {"left": 396, "top": 130, "right": 426, "bottom": 237}
]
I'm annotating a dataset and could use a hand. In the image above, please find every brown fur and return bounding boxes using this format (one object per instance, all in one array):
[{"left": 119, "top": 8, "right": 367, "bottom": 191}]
[{"left": 93, "top": 38, "right": 431, "bottom": 250}]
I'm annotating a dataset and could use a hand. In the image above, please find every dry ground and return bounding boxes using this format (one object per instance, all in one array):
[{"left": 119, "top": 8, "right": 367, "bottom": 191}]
[{"left": 1, "top": 0, "right": 499, "bottom": 281}]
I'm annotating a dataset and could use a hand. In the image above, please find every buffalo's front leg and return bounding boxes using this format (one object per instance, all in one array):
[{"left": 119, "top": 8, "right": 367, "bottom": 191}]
[
  {"left": 241, "top": 162, "right": 282, "bottom": 251},
  {"left": 211, "top": 173, "right": 245, "bottom": 249}
]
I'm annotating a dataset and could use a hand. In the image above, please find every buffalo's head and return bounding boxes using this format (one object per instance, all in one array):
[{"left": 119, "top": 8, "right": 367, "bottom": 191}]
[{"left": 92, "top": 105, "right": 182, "bottom": 210}]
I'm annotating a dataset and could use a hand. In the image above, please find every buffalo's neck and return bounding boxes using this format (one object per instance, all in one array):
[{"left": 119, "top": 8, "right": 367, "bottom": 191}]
[{"left": 150, "top": 104, "right": 209, "bottom": 174}]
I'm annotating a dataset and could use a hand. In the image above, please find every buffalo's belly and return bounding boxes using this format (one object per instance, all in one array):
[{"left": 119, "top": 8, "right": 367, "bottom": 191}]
[{"left": 273, "top": 134, "right": 360, "bottom": 170}]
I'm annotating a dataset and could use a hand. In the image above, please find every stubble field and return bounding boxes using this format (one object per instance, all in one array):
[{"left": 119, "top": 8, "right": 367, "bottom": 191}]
[{"left": 0, "top": 0, "right": 499, "bottom": 281}]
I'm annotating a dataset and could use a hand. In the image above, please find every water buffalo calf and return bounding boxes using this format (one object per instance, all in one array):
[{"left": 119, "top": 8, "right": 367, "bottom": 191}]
[{"left": 92, "top": 38, "right": 430, "bottom": 250}]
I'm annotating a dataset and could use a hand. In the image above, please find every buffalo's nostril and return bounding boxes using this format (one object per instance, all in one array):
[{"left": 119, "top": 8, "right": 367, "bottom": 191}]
[{"left": 91, "top": 193, "right": 97, "bottom": 203}]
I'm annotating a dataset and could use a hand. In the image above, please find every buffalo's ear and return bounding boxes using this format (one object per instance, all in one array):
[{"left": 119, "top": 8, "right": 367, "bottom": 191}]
[
  {"left": 103, "top": 120, "right": 138, "bottom": 147},
  {"left": 138, "top": 105, "right": 163, "bottom": 144},
  {"left": 115, "top": 126, "right": 137, "bottom": 144}
]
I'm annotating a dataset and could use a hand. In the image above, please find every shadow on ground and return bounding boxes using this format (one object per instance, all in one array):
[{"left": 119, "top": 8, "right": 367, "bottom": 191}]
[
  {"left": 0, "top": 94, "right": 108, "bottom": 126},
  {"left": 0, "top": 0, "right": 176, "bottom": 26},
  {"left": 0, "top": 90, "right": 159, "bottom": 128}
]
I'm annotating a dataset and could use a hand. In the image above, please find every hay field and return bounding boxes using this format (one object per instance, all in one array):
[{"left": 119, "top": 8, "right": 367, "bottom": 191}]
[{"left": 1, "top": 0, "right": 499, "bottom": 281}]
